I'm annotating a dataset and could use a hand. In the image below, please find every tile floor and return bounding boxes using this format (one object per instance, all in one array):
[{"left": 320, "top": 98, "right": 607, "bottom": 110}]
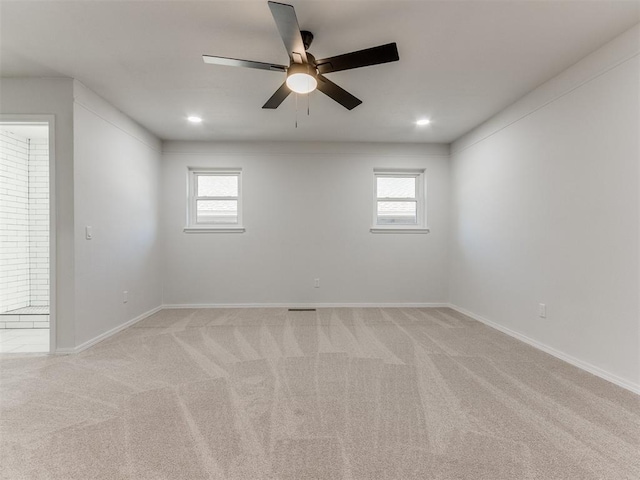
[
  {"left": 0, "top": 306, "right": 50, "bottom": 329},
  {"left": 0, "top": 328, "right": 49, "bottom": 353}
]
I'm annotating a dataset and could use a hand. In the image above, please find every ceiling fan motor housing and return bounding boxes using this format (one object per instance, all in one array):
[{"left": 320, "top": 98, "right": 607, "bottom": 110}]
[
  {"left": 287, "top": 62, "right": 316, "bottom": 77},
  {"left": 301, "top": 30, "right": 314, "bottom": 51}
]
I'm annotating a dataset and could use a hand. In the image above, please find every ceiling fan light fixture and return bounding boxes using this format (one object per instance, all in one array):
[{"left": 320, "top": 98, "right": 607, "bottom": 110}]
[{"left": 286, "top": 63, "right": 317, "bottom": 94}]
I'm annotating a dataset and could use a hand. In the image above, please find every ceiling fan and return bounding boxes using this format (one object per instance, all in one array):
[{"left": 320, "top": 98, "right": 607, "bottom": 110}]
[{"left": 202, "top": 1, "right": 399, "bottom": 110}]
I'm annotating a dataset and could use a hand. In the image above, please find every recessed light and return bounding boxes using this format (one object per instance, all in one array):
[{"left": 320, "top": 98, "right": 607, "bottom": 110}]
[
  {"left": 187, "top": 116, "right": 203, "bottom": 123},
  {"left": 416, "top": 118, "right": 431, "bottom": 126}
]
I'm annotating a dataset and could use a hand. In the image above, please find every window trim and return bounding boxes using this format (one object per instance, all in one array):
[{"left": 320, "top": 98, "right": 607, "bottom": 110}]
[
  {"left": 184, "top": 167, "right": 245, "bottom": 233},
  {"left": 370, "top": 168, "right": 429, "bottom": 234}
]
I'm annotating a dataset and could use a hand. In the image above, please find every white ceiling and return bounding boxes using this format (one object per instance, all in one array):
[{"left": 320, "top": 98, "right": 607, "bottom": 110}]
[
  {"left": 0, "top": 123, "right": 48, "bottom": 140},
  {"left": 1, "top": 1, "right": 638, "bottom": 143}
]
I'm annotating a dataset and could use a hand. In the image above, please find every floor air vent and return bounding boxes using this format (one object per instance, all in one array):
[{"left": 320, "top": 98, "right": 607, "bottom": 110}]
[{"left": 288, "top": 308, "right": 316, "bottom": 312}]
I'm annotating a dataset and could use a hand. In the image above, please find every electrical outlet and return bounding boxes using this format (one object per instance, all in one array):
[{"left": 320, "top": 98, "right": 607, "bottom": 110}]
[
  {"left": 538, "top": 303, "right": 546, "bottom": 318},
  {"left": 123, "top": 291, "right": 129, "bottom": 303},
  {"left": 314, "top": 278, "right": 320, "bottom": 288}
]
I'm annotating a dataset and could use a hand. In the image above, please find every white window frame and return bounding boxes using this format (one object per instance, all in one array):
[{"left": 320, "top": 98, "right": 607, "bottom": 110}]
[
  {"left": 370, "top": 168, "right": 429, "bottom": 234},
  {"left": 184, "top": 167, "right": 245, "bottom": 233}
]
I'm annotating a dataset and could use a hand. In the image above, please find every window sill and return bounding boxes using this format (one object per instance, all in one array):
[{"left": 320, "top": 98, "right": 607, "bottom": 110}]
[
  {"left": 184, "top": 226, "right": 245, "bottom": 234},
  {"left": 370, "top": 227, "right": 430, "bottom": 234}
]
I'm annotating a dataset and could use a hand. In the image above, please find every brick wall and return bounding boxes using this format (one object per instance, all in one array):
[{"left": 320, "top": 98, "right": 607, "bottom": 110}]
[
  {"left": 28, "top": 138, "right": 49, "bottom": 306},
  {"left": 0, "top": 131, "right": 30, "bottom": 313},
  {"left": 0, "top": 130, "right": 49, "bottom": 323}
]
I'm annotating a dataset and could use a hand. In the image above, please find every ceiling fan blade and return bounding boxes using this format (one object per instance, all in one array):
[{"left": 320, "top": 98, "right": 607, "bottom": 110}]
[
  {"left": 268, "top": 1, "right": 308, "bottom": 64},
  {"left": 203, "top": 55, "right": 287, "bottom": 72},
  {"left": 315, "top": 43, "right": 399, "bottom": 74},
  {"left": 262, "top": 82, "right": 291, "bottom": 109},
  {"left": 316, "top": 75, "right": 362, "bottom": 110}
]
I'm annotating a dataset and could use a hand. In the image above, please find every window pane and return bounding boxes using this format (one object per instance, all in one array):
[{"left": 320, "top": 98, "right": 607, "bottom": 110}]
[
  {"left": 196, "top": 200, "right": 238, "bottom": 224},
  {"left": 197, "top": 175, "right": 238, "bottom": 197},
  {"left": 377, "top": 201, "right": 417, "bottom": 225},
  {"left": 377, "top": 176, "right": 415, "bottom": 199}
]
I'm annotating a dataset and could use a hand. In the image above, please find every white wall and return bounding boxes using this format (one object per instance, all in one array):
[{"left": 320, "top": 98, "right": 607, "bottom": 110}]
[
  {"left": 73, "top": 81, "right": 163, "bottom": 346},
  {"left": 0, "top": 77, "right": 75, "bottom": 349},
  {"left": 162, "top": 142, "right": 450, "bottom": 306},
  {"left": 450, "top": 25, "right": 640, "bottom": 391}
]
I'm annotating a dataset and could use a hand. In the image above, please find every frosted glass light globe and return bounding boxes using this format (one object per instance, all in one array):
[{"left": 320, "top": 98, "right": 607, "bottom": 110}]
[{"left": 286, "top": 72, "right": 317, "bottom": 94}]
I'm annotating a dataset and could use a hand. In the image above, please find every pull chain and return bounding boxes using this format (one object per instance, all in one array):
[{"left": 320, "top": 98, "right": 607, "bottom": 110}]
[
  {"left": 295, "top": 93, "right": 298, "bottom": 128},
  {"left": 307, "top": 90, "right": 310, "bottom": 116}
]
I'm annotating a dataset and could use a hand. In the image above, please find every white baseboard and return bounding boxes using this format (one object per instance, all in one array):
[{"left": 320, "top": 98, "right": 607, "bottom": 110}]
[
  {"left": 55, "top": 305, "right": 162, "bottom": 355},
  {"left": 162, "top": 302, "right": 450, "bottom": 309},
  {"left": 448, "top": 304, "right": 640, "bottom": 396}
]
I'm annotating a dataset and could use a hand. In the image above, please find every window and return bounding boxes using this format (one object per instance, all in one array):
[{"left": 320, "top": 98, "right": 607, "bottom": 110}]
[
  {"left": 371, "top": 169, "right": 429, "bottom": 233},
  {"left": 185, "top": 168, "right": 244, "bottom": 233}
]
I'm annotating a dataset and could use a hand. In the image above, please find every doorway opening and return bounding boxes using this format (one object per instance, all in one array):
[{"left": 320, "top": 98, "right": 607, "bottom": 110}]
[{"left": 0, "top": 122, "right": 51, "bottom": 353}]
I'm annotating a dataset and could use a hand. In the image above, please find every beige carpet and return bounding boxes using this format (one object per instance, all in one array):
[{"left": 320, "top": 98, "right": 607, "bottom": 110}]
[{"left": 1, "top": 307, "right": 639, "bottom": 479}]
